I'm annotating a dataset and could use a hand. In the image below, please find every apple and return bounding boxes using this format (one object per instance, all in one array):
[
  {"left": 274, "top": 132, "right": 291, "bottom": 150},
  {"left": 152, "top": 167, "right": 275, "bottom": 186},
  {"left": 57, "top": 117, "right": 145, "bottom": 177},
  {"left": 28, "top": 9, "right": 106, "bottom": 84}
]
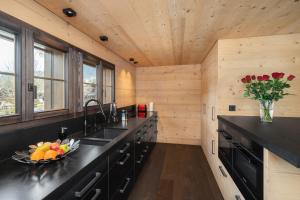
[
  {"left": 56, "top": 149, "right": 65, "bottom": 156},
  {"left": 50, "top": 143, "right": 60, "bottom": 151},
  {"left": 59, "top": 144, "right": 70, "bottom": 153}
]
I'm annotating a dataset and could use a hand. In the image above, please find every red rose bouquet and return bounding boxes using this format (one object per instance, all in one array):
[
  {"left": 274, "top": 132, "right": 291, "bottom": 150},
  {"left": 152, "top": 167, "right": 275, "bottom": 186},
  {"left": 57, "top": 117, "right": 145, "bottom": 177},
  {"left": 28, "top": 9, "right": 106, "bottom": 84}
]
[{"left": 241, "top": 72, "right": 295, "bottom": 122}]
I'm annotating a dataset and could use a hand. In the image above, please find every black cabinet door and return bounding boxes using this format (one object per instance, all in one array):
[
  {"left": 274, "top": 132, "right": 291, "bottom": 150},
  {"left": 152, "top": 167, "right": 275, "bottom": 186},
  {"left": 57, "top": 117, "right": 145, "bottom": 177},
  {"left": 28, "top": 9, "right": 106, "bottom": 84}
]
[
  {"left": 110, "top": 169, "right": 134, "bottom": 200},
  {"left": 109, "top": 133, "right": 134, "bottom": 199},
  {"left": 59, "top": 156, "right": 108, "bottom": 200}
]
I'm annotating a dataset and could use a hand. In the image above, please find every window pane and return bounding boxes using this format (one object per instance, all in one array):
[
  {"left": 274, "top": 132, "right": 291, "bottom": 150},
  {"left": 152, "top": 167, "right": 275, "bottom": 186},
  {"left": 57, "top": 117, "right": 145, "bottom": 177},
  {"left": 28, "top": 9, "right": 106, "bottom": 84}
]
[
  {"left": 83, "top": 83, "right": 97, "bottom": 105},
  {"left": 34, "top": 78, "right": 51, "bottom": 112},
  {"left": 83, "top": 64, "right": 96, "bottom": 84},
  {"left": 103, "top": 68, "right": 112, "bottom": 86},
  {"left": 34, "top": 79, "right": 66, "bottom": 112},
  {"left": 53, "top": 50, "right": 65, "bottom": 79},
  {"left": 34, "top": 43, "right": 66, "bottom": 113},
  {"left": 0, "top": 30, "right": 15, "bottom": 73},
  {"left": 34, "top": 47, "right": 52, "bottom": 78},
  {"left": 0, "top": 74, "right": 15, "bottom": 116},
  {"left": 103, "top": 86, "right": 112, "bottom": 104},
  {"left": 52, "top": 81, "right": 65, "bottom": 109}
]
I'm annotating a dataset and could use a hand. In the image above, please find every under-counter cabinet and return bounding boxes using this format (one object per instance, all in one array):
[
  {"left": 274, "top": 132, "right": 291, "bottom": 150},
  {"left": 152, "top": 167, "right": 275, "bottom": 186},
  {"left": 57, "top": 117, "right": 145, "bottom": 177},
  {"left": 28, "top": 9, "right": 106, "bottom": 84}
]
[{"left": 73, "top": 113, "right": 157, "bottom": 200}]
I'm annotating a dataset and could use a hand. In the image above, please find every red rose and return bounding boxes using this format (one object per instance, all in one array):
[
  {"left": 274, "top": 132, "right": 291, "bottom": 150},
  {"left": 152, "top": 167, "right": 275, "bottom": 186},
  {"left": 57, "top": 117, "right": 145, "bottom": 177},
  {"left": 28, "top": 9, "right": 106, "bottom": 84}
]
[
  {"left": 287, "top": 75, "right": 295, "bottom": 81},
  {"left": 251, "top": 75, "right": 256, "bottom": 80},
  {"left": 262, "top": 75, "right": 270, "bottom": 81},
  {"left": 257, "top": 76, "right": 263, "bottom": 81},
  {"left": 279, "top": 72, "right": 285, "bottom": 78},
  {"left": 245, "top": 75, "right": 251, "bottom": 82},
  {"left": 272, "top": 72, "right": 280, "bottom": 79},
  {"left": 241, "top": 78, "right": 247, "bottom": 83}
]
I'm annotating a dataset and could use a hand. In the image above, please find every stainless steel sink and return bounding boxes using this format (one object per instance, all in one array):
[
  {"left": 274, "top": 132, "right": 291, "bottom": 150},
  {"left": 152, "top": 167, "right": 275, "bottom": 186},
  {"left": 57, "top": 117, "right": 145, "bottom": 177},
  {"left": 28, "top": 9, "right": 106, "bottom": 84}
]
[{"left": 80, "top": 128, "right": 126, "bottom": 146}]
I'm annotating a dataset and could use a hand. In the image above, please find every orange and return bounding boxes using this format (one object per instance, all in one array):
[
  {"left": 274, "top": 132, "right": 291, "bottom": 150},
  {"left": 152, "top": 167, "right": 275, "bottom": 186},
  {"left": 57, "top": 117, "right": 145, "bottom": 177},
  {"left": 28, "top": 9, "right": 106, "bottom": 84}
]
[
  {"left": 30, "top": 150, "right": 45, "bottom": 161},
  {"left": 44, "top": 150, "right": 58, "bottom": 160}
]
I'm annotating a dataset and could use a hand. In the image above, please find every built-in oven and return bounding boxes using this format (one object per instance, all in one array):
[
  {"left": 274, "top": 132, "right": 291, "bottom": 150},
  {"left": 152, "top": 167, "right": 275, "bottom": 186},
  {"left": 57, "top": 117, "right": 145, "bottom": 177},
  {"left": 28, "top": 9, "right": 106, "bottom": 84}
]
[{"left": 218, "top": 122, "right": 263, "bottom": 200}]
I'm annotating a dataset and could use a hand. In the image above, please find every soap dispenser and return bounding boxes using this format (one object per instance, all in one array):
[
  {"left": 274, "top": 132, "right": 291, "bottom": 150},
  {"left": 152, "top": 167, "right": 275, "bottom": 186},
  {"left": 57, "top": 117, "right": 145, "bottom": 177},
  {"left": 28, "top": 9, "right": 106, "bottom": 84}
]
[{"left": 58, "top": 127, "right": 68, "bottom": 141}]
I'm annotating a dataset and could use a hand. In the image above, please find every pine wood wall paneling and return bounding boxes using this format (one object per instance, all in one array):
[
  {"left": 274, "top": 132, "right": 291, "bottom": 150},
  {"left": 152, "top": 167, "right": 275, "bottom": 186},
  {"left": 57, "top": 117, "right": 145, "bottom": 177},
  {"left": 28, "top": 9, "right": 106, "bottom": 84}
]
[
  {"left": 218, "top": 33, "right": 300, "bottom": 117},
  {"left": 136, "top": 64, "right": 201, "bottom": 145},
  {"left": 0, "top": 0, "right": 136, "bottom": 108}
]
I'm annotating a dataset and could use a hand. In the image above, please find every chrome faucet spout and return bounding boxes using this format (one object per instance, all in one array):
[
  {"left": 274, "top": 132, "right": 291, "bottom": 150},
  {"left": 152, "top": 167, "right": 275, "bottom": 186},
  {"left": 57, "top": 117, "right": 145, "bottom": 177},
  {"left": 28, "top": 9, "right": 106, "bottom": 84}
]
[{"left": 84, "top": 99, "right": 107, "bottom": 136}]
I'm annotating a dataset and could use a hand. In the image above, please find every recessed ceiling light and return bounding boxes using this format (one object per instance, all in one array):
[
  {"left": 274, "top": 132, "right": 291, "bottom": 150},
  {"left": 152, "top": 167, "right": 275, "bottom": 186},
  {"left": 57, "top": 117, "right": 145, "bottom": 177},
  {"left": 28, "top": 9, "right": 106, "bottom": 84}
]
[
  {"left": 63, "top": 8, "right": 77, "bottom": 17},
  {"left": 99, "top": 35, "right": 109, "bottom": 42}
]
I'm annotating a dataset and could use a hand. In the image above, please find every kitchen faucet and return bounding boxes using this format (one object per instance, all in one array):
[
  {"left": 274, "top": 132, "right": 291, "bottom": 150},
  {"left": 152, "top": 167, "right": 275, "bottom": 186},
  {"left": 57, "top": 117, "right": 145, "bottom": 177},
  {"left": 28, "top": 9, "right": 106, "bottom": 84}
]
[{"left": 84, "top": 99, "right": 106, "bottom": 136}]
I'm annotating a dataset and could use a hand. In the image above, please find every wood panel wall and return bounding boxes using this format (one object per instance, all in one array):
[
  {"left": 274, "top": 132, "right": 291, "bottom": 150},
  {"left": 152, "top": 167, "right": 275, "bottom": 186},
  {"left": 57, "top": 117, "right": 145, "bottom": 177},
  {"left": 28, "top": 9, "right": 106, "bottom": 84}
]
[
  {"left": 136, "top": 64, "right": 201, "bottom": 145},
  {"left": 0, "top": 0, "right": 136, "bottom": 108},
  {"left": 207, "top": 33, "right": 300, "bottom": 199},
  {"left": 218, "top": 33, "right": 300, "bottom": 117}
]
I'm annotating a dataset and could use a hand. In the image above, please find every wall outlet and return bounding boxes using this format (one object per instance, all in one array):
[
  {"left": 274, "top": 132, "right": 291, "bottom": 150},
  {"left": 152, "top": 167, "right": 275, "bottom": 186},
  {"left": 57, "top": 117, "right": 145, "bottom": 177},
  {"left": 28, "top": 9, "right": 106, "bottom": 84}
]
[{"left": 229, "top": 105, "right": 236, "bottom": 111}]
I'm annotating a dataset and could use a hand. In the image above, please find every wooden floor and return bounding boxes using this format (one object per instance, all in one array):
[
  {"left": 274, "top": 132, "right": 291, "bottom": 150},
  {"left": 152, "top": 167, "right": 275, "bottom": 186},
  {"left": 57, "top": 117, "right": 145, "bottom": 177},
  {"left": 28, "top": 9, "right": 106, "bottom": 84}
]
[{"left": 128, "top": 143, "right": 223, "bottom": 200}]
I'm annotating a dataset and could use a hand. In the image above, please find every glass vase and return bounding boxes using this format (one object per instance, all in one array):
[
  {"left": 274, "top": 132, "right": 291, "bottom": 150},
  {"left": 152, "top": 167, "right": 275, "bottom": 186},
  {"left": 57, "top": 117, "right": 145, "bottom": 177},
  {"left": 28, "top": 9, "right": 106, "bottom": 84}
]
[{"left": 259, "top": 100, "right": 274, "bottom": 123}]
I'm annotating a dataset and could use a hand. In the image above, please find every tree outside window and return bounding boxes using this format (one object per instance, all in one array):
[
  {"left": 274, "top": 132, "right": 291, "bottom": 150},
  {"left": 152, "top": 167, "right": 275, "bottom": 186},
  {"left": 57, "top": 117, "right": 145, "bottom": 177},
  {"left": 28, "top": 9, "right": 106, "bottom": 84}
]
[{"left": 0, "top": 29, "right": 16, "bottom": 117}]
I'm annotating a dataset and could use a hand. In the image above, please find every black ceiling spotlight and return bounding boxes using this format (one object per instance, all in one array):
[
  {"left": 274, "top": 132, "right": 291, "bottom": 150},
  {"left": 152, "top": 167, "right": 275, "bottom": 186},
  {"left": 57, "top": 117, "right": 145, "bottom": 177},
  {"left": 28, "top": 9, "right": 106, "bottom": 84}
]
[
  {"left": 134, "top": 61, "right": 138, "bottom": 64},
  {"left": 129, "top": 58, "right": 134, "bottom": 62},
  {"left": 63, "top": 8, "right": 77, "bottom": 17},
  {"left": 99, "top": 35, "right": 109, "bottom": 42}
]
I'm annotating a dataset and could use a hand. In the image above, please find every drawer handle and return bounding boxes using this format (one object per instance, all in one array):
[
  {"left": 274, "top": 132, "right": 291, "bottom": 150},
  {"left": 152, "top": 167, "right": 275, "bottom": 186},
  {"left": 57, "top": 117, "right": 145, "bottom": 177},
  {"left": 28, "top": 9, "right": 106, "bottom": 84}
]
[
  {"left": 74, "top": 172, "right": 101, "bottom": 198},
  {"left": 118, "top": 153, "right": 130, "bottom": 165},
  {"left": 137, "top": 137, "right": 143, "bottom": 144},
  {"left": 119, "top": 143, "right": 130, "bottom": 154},
  {"left": 120, "top": 178, "right": 131, "bottom": 194},
  {"left": 136, "top": 155, "right": 144, "bottom": 164},
  {"left": 91, "top": 189, "right": 102, "bottom": 200},
  {"left": 219, "top": 166, "right": 227, "bottom": 177},
  {"left": 235, "top": 195, "right": 241, "bottom": 200},
  {"left": 211, "top": 140, "right": 215, "bottom": 155}
]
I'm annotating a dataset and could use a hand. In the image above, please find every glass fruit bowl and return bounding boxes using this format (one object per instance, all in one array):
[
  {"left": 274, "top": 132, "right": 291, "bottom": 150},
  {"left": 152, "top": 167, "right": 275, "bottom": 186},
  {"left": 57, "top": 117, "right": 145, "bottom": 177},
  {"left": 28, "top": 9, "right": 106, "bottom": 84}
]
[{"left": 12, "top": 138, "right": 80, "bottom": 165}]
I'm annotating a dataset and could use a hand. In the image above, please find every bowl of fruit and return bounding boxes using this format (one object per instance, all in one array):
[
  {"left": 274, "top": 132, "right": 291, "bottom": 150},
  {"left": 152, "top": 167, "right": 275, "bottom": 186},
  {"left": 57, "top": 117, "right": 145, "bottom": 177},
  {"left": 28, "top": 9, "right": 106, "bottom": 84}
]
[{"left": 12, "top": 139, "right": 80, "bottom": 165}]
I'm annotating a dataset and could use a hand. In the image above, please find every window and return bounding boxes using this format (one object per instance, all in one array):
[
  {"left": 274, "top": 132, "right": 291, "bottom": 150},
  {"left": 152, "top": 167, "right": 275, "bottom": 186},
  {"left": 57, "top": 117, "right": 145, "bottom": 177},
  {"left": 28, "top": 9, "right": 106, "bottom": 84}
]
[
  {"left": 34, "top": 43, "right": 66, "bottom": 112},
  {"left": 0, "top": 29, "right": 17, "bottom": 117},
  {"left": 83, "top": 63, "right": 97, "bottom": 105},
  {"left": 103, "top": 67, "right": 114, "bottom": 104}
]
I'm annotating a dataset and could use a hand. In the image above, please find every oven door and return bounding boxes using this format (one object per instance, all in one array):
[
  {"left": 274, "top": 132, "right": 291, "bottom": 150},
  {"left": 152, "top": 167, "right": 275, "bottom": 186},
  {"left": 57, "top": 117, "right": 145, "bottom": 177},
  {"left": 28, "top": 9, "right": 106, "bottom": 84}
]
[
  {"left": 218, "top": 130, "right": 233, "bottom": 168},
  {"left": 232, "top": 143, "right": 263, "bottom": 200}
]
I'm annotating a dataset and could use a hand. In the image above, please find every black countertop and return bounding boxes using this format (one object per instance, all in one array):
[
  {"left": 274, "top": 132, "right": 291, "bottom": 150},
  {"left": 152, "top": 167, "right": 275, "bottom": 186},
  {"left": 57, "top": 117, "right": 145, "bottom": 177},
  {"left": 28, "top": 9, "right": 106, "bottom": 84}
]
[
  {"left": 0, "top": 113, "right": 154, "bottom": 200},
  {"left": 218, "top": 115, "right": 300, "bottom": 168}
]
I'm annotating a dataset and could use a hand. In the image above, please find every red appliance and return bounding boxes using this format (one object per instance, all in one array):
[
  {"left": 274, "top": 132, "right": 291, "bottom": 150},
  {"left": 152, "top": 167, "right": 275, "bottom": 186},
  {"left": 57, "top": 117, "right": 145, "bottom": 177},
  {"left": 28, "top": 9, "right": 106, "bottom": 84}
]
[{"left": 137, "top": 104, "right": 147, "bottom": 118}]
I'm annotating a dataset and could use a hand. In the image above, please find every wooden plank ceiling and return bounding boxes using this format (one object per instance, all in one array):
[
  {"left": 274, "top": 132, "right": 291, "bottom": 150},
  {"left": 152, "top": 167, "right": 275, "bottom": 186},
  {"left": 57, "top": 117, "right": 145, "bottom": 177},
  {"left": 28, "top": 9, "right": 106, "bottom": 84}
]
[{"left": 35, "top": 0, "right": 300, "bottom": 67}]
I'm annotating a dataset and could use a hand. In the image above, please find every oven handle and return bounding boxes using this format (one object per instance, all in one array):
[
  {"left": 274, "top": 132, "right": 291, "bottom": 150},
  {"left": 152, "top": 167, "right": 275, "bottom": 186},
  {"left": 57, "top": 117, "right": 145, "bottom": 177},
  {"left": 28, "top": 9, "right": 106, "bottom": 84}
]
[
  {"left": 233, "top": 142, "right": 262, "bottom": 164},
  {"left": 217, "top": 129, "right": 232, "bottom": 140}
]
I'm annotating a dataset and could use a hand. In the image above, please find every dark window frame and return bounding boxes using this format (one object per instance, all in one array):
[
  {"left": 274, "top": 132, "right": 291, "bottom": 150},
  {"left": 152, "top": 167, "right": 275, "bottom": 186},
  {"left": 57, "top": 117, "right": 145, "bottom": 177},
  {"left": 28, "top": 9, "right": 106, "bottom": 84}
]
[
  {"left": 0, "top": 12, "right": 116, "bottom": 126},
  {"left": 33, "top": 42, "right": 68, "bottom": 115},
  {"left": 32, "top": 30, "right": 71, "bottom": 120},
  {"left": 101, "top": 60, "right": 115, "bottom": 105},
  {"left": 0, "top": 16, "right": 23, "bottom": 125}
]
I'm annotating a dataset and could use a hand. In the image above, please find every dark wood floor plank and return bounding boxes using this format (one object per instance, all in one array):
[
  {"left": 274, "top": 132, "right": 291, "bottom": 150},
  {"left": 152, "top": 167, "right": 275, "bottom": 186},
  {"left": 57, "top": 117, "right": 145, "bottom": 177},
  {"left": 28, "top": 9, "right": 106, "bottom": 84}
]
[{"left": 128, "top": 143, "right": 223, "bottom": 200}]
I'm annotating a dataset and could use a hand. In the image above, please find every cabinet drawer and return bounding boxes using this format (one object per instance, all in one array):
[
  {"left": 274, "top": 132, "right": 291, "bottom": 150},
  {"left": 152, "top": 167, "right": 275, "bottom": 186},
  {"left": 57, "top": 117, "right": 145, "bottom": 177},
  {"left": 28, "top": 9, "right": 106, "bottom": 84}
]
[
  {"left": 111, "top": 170, "right": 134, "bottom": 200},
  {"left": 109, "top": 152, "right": 134, "bottom": 197},
  {"left": 81, "top": 173, "right": 108, "bottom": 200},
  {"left": 109, "top": 136, "right": 134, "bottom": 167}
]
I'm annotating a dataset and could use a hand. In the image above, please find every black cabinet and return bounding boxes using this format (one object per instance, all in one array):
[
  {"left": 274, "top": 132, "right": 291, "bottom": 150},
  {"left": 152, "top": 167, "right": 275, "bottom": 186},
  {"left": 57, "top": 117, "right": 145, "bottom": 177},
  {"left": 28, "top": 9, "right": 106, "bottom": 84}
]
[
  {"left": 60, "top": 156, "right": 109, "bottom": 200},
  {"left": 59, "top": 113, "right": 158, "bottom": 200},
  {"left": 109, "top": 133, "right": 134, "bottom": 198}
]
